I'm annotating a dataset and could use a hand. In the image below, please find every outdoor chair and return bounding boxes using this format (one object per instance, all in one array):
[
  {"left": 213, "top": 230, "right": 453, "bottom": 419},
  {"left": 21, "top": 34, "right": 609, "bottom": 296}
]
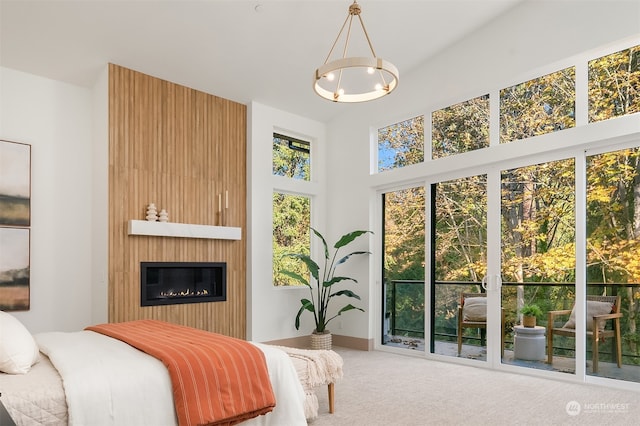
[
  {"left": 547, "top": 295, "right": 622, "bottom": 373},
  {"left": 457, "top": 292, "right": 504, "bottom": 357}
]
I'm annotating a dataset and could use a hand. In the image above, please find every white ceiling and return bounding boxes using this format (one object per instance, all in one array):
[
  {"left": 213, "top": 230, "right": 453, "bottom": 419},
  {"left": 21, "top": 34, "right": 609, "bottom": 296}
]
[{"left": 0, "top": 0, "right": 523, "bottom": 123}]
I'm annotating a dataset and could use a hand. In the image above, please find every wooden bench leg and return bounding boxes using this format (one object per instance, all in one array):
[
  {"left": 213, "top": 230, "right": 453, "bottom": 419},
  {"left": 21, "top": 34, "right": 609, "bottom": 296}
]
[{"left": 328, "top": 383, "right": 335, "bottom": 414}]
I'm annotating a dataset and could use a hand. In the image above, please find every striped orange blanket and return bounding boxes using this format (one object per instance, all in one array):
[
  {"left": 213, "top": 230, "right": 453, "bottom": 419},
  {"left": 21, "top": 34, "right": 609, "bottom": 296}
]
[{"left": 86, "top": 320, "right": 275, "bottom": 426}]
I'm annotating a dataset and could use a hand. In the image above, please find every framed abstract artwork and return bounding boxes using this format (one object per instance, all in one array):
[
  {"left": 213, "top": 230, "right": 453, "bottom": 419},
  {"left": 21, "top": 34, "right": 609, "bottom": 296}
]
[
  {"left": 0, "top": 139, "right": 31, "bottom": 226},
  {"left": 0, "top": 227, "right": 30, "bottom": 310}
]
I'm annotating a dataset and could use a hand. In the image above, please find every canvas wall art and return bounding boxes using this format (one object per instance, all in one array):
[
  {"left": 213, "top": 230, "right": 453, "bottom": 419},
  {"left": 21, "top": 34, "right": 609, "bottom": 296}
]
[
  {"left": 0, "top": 139, "right": 31, "bottom": 226},
  {"left": 0, "top": 227, "right": 30, "bottom": 310}
]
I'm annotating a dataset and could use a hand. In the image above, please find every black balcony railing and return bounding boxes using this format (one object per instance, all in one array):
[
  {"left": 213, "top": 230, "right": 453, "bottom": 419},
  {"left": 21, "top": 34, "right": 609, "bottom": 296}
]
[{"left": 384, "top": 280, "right": 640, "bottom": 364}]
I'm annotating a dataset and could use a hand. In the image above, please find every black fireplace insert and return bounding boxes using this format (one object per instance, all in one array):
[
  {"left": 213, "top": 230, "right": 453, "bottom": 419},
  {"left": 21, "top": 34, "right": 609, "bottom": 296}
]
[{"left": 140, "top": 262, "right": 226, "bottom": 306}]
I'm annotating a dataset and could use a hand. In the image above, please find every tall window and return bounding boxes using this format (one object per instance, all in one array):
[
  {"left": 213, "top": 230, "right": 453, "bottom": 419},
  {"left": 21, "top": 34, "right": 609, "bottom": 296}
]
[
  {"left": 432, "top": 95, "right": 490, "bottom": 159},
  {"left": 500, "top": 67, "right": 575, "bottom": 143},
  {"left": 272, "top": 192, "right": 310, "bottom": 286},
  {"left": 272, "top": 132, "right": 313, "bottom": 286},
  {"left": 377, "top": 115, "right": 424, "bottom": 172}
]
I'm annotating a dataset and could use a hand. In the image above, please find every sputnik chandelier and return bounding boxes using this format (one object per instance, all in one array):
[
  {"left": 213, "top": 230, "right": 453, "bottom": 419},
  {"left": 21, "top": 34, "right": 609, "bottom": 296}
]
[{"left": 313, "top": 0, "right": 399, "bottom": 103}]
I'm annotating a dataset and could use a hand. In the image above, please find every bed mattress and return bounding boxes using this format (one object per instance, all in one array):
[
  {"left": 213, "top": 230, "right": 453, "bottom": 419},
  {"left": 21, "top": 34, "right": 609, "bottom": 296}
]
[
  {"left": 0, "top": 331, "right": 306, "bottom": 426},
  {"left": 0, "top": 354, "right": 67, "bottom": 425}
]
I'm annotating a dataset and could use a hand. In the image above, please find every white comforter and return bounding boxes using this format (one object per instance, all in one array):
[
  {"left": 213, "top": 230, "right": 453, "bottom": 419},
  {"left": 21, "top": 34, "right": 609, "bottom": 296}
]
[{"left": 35, "top": 331, "right": 306, "bottom": 426}]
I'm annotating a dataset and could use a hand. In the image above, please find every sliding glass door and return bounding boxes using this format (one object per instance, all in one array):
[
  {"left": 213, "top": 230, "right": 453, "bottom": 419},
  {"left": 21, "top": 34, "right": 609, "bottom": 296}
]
[
  {"left": 500, "top": 159, "right": 575, "bottom": 372},
  {"left": 380, "top": 145, "right": 640, "bottom": 385},
  {"left": 431, "top": 174, "right": 488, "bottom": 361},
  {"left": 381, "top": 186, "right": 425, "bottom": 351},
  {"left": 584, "top": 146, "right": 640, "bottom": 383}
]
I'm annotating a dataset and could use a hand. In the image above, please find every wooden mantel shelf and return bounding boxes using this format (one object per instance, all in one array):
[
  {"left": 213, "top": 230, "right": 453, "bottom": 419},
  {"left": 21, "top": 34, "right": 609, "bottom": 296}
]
[{"left": 128, "top": 220, "right": 242, "bottom": 240}]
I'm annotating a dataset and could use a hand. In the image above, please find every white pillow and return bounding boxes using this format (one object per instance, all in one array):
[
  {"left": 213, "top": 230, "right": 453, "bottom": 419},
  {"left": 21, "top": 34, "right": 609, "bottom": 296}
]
[
  {"left": 0, "top": 311, "right": 40, "bottom": 374},
  {"left": 562, "top": 300, "right": 613, "bottom": 332},
  {"left": 463, "top": 297, "right": 487, "bottom": 322}
]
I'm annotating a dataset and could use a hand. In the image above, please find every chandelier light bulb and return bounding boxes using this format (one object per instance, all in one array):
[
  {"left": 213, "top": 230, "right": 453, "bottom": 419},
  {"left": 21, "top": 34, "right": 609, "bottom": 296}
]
[
  {"left": 326, "top": 72, "right": 335, "bottom": 81},
  {"left": 367, "top": 67, "right": 375, "bottom": 74}
]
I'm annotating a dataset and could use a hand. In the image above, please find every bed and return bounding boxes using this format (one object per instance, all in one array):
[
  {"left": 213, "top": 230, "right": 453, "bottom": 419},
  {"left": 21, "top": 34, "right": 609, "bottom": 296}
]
[{"left": 0, "top": 312, "right": 307, "bottom": 426}]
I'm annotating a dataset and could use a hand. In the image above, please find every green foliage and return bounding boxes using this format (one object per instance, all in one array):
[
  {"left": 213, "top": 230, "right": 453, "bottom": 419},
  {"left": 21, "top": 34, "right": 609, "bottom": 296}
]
[
  {"left": 272, "top": 193, "right": 310, "bottom": 286},
  {"left": 384, "top": 187, "right": 426, "bottom": 283},
  {"left": 435, "top": 175, "right": 487, "bottom": 282},
  {"left": 432, "top": 95, "right": 490, "bottom": 158},
  {"left": 501, "top": 158, "right": 576, "bottom": 283},
  {"left": 378, "top": 115, "right": 424, "bottom": 172},
  {"left": 500, "top": 67, "right": 576, "bottom": 143},
  {"left": 280, "top": 228, "right": 372, "bottom": 333},
  {"left": 589, "top": 46, "right": 640, "bottom": 122},
  {"left": 272, "top": 134, "right": 310, "bottom": 180},
  {"left": 383, "top": 187, "right": 426, "bottom": 336},
  {"left": 520, "top": 304, "right": 543, "bottom": 318}
]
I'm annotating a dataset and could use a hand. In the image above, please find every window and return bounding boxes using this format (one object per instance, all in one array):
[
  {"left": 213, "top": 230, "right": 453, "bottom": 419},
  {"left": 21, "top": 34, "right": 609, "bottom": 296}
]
[
  {"left": 589, "top": 45, "right": 640, "bottom": 122},
  {"left": 273, "top": 133, "right": 310, "bottom": 181},
  {"left": 272, "top": 132, "right": 313, "bottom": 286},
  {"left": 377, "top": 115, "right": 424, "bottom": 172},
  {"left": 586, "top": 147, "right": 640, "bottom": 382},
  {"left": 375, "top": 40, "right": 640, "bottom": 383},
  {"left": 500, "top": 67, "right": 575, "bottom": 143},
  {"left": 382, "top": 186, "right": 425, "bottom": 350},
  {"left": 272, "top": 192, "right": 311, "bottom": 286},
  {"left": 432, "top": 95, "right": 490, "bottom": 159}
]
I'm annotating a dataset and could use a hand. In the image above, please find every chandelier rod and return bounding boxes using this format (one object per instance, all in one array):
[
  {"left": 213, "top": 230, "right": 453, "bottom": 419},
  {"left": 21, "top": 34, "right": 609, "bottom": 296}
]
[
  {"left": 355, "top": 11, "right": 377, "bottom": 57},
  {"left": 322, "top": 13, "right": 351, "bottom": 64},
  {"left": 355, "top": 10, "right": 389, "bottom": 87}
]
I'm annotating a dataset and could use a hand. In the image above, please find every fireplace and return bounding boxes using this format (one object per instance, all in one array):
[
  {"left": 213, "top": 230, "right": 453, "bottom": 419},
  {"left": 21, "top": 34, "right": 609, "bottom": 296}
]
[{"left": 140, "top": 262, "right": 226, "bottom": 306}]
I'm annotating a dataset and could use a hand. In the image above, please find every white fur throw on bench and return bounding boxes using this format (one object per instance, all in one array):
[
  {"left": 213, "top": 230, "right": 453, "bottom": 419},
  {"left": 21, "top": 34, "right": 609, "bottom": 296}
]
[{"left": 271, "top": 346, "right": 344, "bottom": 420}]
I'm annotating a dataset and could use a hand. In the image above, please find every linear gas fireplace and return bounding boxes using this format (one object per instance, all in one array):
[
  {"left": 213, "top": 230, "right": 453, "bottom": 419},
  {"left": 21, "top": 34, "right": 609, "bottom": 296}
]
[{"left": 140, "top": 262, "right": 226, "bottom": 307}]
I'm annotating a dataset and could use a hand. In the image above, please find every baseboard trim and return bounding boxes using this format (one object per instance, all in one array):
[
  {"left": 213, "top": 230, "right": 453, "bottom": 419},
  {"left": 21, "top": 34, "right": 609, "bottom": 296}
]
[{"left": 264, "top": 334, "right": 373, "bottom": 351}]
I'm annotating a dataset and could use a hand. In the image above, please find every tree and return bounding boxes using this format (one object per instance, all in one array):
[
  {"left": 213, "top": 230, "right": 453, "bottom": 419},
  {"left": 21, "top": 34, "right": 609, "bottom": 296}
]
[
  {"left": 432, "top": 95, "right": 490, "bottom": 158},
  {"left": 378, "top": 116, "right": 424, "bottom": 172},
  {"left": 589, "top": 46, "right": 640, "bottom": 122},
  {"left": 272, "top": 134, "right": 312, "bottom": 286},
  {"left": 500, "top": 67, "right": 575, "bottom": 143}
]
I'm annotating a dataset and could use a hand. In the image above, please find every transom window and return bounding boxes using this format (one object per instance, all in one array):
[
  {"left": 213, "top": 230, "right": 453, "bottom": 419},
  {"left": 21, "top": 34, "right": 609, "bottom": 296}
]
[
  {"left": 377, "top": 115, "right": 424, "bottom": 172},
  {"left": 500, "top": 67, "right": 576, "bottom": 143},
  {"left": 432, "top": 95, "right": 490, "bottom": 158},
  {"left": 273, "top": 133, "right": 310, "bottom": 181}
]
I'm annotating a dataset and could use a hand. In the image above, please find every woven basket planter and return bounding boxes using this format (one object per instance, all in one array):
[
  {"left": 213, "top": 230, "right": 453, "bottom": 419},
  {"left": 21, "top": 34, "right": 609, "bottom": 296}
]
[
  {"left": 310, "top": 331, "right": 332, "bottom": 350},
  {"left": 522, "top": 315, "right": 537, "bottom": 328}
]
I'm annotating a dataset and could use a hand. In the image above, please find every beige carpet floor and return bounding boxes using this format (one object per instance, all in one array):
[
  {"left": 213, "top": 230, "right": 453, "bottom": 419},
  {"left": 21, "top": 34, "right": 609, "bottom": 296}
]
[{"left": 310, "top": 347, "right": 639, "bottom": 426}]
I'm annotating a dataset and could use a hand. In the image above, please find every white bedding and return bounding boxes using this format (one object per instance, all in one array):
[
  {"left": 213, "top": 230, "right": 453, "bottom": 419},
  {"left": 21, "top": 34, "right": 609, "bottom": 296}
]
[
  {"left": 0, "top": 354, "right": 67, "bottom": 425},
  {"left": 3, "top": 331, "right": 306, "bottom": 426}
]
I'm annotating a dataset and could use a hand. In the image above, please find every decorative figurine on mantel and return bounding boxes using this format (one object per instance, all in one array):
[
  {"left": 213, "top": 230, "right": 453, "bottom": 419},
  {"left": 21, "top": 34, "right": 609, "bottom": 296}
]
[
  {"left": 146, "top": 203, "right": 158, "bottom": 221},
  {"left": 159, "top": 209, "right": 169, "bottom": 222}
]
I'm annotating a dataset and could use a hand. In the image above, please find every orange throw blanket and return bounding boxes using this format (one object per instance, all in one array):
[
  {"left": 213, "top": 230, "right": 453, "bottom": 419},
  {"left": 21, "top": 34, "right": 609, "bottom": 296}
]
[{"left": 86, "top": 320, "right": 275, "bottom": 426}]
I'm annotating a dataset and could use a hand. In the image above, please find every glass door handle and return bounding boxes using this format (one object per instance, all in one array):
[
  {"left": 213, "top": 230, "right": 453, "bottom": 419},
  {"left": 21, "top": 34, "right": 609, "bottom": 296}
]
[{"left": 482, "top": 275, "right": 502, "bottom": 292}]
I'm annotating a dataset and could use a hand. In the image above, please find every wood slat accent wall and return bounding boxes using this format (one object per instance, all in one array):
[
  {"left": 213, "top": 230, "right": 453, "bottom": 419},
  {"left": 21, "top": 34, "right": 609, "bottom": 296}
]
[{"left": 108, "top": 64, "right": 247, "bottom": 338}]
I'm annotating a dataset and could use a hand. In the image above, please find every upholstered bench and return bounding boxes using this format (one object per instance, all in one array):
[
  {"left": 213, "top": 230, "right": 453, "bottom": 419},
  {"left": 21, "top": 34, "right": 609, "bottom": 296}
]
[{"left": 272, "top": 346, "right": 343, "bottom": 420}]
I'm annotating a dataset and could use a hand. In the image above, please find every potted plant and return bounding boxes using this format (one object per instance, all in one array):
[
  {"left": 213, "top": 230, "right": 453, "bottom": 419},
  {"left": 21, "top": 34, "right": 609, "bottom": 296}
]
[
  {"left": 520, "top": 303, "right": 543, "bottom": 328},
  {"left": 280, "top": 228, "right": 372, "bottom": 349}
]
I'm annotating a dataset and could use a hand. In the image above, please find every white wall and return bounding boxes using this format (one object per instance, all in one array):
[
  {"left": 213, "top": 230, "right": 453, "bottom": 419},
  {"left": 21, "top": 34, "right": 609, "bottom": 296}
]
[
  {"left": 324, "top": 1, "right": 640, "bottom": 342},
  {"left": 0, "top": 67, "right": 95, "bottom": 333},
  {"left": 247, "top": 102, "right": 327, "bottom": 342},
  {"left": 91, "top": 68, "right": 109, "bottom": 326}
]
